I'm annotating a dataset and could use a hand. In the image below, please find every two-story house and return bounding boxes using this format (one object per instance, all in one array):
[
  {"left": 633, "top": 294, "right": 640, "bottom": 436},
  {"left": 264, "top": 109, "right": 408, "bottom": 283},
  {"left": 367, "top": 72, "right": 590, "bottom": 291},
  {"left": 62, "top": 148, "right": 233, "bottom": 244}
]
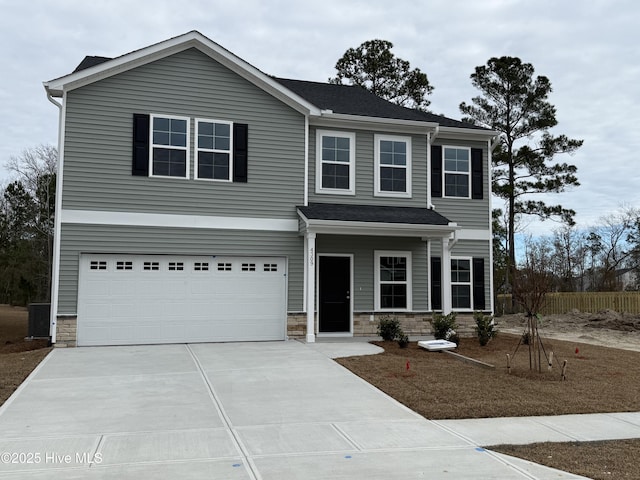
[{"left": 44, "top": 31, "right": 497, "bottom": 347}]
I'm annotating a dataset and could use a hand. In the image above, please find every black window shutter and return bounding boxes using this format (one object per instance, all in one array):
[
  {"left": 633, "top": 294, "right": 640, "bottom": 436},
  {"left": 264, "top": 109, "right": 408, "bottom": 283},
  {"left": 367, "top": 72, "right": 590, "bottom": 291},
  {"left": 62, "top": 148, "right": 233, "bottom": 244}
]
[
  {"left": 233, "top": 123, "right": 248, "bottom": 183},
  {"left": 431, "top": 145, "right": 442, "bottom": 198},
  {"left": 132, "top": 114, "right": 150, "bottom": 176},
  {"left": 473, "top": 257, "right": 486, "bottom": 310},
  {"left": 471, "top": 148, "right": 483, "bottom": 199},
  {"left": 431, "top": 256, "right": 442, "bottom": 310}
]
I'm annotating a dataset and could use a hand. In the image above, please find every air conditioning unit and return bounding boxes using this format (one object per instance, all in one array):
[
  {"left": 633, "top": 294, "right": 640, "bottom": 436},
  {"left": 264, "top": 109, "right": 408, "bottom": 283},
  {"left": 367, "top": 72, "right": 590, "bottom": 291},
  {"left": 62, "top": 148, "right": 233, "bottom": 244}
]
[{"left": 28, "top": 303, "right": 50, "bottom": 338}]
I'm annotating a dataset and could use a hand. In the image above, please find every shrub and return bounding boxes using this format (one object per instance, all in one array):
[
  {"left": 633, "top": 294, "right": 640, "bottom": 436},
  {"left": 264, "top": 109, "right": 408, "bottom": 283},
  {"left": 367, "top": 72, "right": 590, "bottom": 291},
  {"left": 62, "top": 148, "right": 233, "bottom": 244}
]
[
  {"left": 431, "top": 313, "right": 458, "bottom": 343},
  {"left": 397, "top": 330, "right": 409, "bottom": 348},
  {"left": 474, "top": 311, "right": 497, "bottom": 346},
  {"left": 377, "top": 315, "right": 401, "bottom": 341}
]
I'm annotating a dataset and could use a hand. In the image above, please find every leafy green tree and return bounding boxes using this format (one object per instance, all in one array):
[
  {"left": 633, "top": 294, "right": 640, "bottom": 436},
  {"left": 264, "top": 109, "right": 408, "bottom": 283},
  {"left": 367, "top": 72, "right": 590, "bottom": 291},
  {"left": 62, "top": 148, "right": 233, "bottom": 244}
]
[
  {"left": 460, "top": 56, "right": 583, "bottom": 286},
  {"left": 329, "top": 39, "right": 433, "bottom": 111}
]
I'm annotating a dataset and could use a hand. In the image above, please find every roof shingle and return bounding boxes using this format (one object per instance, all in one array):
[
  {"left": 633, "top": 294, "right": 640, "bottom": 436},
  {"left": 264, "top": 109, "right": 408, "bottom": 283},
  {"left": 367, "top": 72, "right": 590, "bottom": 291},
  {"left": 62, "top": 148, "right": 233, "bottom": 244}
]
[{"left": 298, "top": 203, "right": 452, "bottom": 226}]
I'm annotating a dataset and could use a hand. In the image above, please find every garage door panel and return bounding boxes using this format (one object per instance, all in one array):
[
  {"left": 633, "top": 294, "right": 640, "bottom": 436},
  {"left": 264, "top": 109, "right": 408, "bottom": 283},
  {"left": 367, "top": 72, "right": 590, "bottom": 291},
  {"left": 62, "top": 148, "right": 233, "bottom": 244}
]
[{"left": 77, "top": 254, "right": 287, "bottom": 346}]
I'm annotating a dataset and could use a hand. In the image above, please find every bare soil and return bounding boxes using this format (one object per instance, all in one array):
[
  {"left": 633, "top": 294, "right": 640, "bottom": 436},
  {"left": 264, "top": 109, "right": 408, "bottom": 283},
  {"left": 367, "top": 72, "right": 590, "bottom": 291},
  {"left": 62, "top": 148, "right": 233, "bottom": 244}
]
[
  {"left": 337, "top": 311, "right": 640, "bottom": 480},
  {"left": 0, "top": 305, "right": 52, "bottom": 405}
]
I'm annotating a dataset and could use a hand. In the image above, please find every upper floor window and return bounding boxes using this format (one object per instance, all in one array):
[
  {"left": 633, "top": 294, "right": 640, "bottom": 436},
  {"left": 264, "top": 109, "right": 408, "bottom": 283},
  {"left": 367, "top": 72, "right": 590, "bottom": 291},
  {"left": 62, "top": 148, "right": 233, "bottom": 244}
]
[
  {"left": 375, "top": 251, "right": 412, "bottom": 311},
  {"left": 316, "top": 130, "right": 355, "bottom": 195},
  {"left": 150, "top": 115, "right": 189, "bottom": 178},
  {"left": 444, "top": 146, "right": 470, "bottom": 198},
  {"left": 375, "top": 135, "right": 411, "bottom": 198},
  {"left": 195, "top": 119, "right": 233, "bottom": 181},
  {"left": 451, "top": 257, "right": 472, "bottom": 310}
]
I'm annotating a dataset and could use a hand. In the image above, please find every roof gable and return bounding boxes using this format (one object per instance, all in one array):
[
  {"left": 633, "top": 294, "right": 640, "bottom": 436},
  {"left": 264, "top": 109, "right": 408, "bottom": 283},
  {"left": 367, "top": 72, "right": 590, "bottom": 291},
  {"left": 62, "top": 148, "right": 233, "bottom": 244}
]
[
  {"left": 45, "top": 31, "right": 494, "bottom": 134},
  {"left": 44, "top": 31, "right": 321, "bottom": 116}
]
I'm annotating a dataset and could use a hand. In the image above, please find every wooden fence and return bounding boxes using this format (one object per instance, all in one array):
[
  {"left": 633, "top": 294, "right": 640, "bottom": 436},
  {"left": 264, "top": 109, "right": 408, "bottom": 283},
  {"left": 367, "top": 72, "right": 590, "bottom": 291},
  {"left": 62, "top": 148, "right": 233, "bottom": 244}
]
[{"left": 496, "top": 292, "right": 640, "bottom": 315}]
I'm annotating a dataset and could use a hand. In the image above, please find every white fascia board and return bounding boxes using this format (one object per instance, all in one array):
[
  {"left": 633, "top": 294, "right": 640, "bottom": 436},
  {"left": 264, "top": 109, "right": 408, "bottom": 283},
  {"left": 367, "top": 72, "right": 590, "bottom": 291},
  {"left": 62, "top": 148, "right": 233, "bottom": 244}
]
[
  {"left": 299, "top": 218, "right": 458, "bottom": 238},
  {"left": 455, "top": 229, "right": 491, "bottom": 241},
  {"left": 311, "top": 113, "right": 439, "bottom": 135},
  {"left": 61, "top": 209, "right": 298, "bottom": 232},
  {"left": 437, "top": 126, "right": 499, "bottom": 140},
  {"left": 43, "top": 31, "right": 321, "bottom": 116}
]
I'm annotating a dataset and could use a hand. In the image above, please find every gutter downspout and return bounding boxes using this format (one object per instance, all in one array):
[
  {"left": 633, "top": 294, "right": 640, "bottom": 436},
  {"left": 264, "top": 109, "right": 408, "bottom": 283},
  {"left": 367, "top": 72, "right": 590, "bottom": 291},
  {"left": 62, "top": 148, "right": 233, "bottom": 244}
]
[
  {"left": 303, "top": 114, "right": 309, "bottom": 206},
  {"left": 488, "top": 138, "right": 495, "bottom": 315},
  {"left": 46, "top": 90, "right": 64, "bottom": 345},
  {"left": 426, "top": 126, "right": 439, "bottom": 209}
]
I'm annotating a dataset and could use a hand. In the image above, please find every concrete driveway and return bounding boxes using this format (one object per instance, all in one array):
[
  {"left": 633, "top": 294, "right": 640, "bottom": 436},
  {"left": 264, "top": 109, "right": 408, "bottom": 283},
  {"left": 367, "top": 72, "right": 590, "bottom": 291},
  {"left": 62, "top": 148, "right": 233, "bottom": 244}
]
[{"left": 0, "top": 341, "right": 587, "bottom": 479}]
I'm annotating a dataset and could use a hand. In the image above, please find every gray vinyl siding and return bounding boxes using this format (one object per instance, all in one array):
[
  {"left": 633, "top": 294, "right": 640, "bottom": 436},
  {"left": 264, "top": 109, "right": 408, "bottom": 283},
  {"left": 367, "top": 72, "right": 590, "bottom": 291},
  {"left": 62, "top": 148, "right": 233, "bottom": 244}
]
[
  {"left": 62, "top": 48, "right": 305, "bottom": 219},
  {"left": 430, "top": 238, "right": 491, "bottom": 311},
  {"left": 316, "top": 235, "right": 428, "bottom": 311},
  {"left": 57, "top": 224, "right": 303, "bottom": 314},
  {"left": 308, "top": 127, "right": 428, "bottom": 207},
  {"left": 431, "top": 139, "right": 490, "bottom": 229}
]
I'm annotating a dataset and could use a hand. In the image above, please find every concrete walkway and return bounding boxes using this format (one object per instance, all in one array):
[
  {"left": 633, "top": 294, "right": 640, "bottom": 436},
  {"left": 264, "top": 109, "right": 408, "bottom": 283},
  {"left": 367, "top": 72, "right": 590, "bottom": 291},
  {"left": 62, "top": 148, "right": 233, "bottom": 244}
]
[{"left": 0, "top": 340, "right": 627, "bottom": 479}]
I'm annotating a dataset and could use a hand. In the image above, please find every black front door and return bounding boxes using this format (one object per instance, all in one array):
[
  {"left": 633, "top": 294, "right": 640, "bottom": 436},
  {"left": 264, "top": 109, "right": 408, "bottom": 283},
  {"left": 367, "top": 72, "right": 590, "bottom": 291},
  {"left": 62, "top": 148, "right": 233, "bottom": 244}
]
[{"left": 318, "top": 256, "right": 351, "bottom": 333}]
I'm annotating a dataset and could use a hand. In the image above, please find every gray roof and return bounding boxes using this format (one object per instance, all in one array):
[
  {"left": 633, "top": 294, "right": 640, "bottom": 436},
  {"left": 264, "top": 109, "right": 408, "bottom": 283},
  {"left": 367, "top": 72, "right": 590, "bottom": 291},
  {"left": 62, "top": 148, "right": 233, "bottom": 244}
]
[
  {"left": 298, "top": 203, "right": 451, "bottom": 225},
  {"left": 73, "top": 56, "right": 113, "bottom": 73},
  {"left": 70, "top": 55, "right": 483, "bottom": 129},
  {"left": 275, "top": 77, "right": 482, "bottom": 129}
]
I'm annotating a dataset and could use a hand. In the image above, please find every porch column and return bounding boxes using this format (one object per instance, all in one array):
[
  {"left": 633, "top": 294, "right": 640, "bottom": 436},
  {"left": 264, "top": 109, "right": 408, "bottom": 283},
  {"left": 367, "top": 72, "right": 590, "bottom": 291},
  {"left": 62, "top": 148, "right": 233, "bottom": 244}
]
[
  {"left": 441, "top": 236, "right": 453, "bottom": 314},
  {"left": 306, "top": 232, "right": 316, "bottom": 343}
]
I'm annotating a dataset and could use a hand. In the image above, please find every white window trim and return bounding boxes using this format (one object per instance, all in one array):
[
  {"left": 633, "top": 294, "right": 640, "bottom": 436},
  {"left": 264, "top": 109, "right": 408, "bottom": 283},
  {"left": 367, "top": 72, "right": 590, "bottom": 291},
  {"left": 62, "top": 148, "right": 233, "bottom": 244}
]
[
  {"left": 194, "top": 117, "right": 234, "bottom": 182},
  {"left": 374, "top": 250, "right": 412, "bottom": 311},
  {"left": 451, "top": 256, "right": 473, "bottom": 311},
  {"left": 443, "top": 145, "right": 471, "bottom": 199},
  {"left": 149, "top": 114, "right": 191, "bottom": 180},
  {"left": 315, "top": 129, "right": 356, "bottom": 195},
  {"left": 374, "top": 134, "right": 412, "bottom": 198}
]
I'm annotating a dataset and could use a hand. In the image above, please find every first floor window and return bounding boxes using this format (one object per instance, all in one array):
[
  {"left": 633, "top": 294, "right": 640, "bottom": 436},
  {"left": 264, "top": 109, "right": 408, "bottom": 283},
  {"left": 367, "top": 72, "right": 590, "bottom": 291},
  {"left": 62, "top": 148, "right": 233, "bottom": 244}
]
[
  {"left": 150, "top": 115, "right": 189, "bottom": 178},
  {"left": 444, "top": 146, "right": 470, "bottom": 198},
  {"left": 375, "top": 135, "right": 411, "bottom": 197},
  {"left": 196, "top": 119, "right": 232, "bottom": 181},
  {"left": 376, "top": 251, "right": 412, "bottom": 310},
  {"left": 451, "top": 258, "right": 472, "bottom": 309}
]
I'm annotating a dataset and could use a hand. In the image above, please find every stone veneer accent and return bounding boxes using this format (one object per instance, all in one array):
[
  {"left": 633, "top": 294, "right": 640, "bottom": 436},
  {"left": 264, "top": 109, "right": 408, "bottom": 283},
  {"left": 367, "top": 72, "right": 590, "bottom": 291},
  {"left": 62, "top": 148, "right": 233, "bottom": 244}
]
[
  {"left": 56, "top": 313, "right": 479, "bottom": 346},
  {"left": 55, "top": 317, "right": 77, "bottom": 347},
  {"left": 287, "top": 312, "right": 477, "bottom": 339}
]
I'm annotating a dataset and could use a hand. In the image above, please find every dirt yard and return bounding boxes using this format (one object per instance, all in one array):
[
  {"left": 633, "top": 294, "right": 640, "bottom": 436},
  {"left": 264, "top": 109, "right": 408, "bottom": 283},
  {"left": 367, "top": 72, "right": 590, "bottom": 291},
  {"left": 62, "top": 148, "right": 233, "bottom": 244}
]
[
  {"left": 497, "top": 309, "right": 640, "bottom": 352},
  {"left": 337, "top": 310, "right": 640, "bottom": 480},
  {"left": 0, "top": 305, "right": 52, "bottom": 405}
]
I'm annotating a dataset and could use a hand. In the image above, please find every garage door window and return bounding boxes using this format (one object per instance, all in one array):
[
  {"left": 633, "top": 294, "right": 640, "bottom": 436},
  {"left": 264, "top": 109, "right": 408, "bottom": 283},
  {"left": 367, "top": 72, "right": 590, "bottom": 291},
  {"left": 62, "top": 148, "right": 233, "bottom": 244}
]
[
  {"left": 194, "top": 262, "right": 209, "bottom": 271},
  {"left": 90, "top": 261, "right": 107, "bottom": 270},
  {"left": 116, "top": 261, "right": 133, "bottom": 270}
]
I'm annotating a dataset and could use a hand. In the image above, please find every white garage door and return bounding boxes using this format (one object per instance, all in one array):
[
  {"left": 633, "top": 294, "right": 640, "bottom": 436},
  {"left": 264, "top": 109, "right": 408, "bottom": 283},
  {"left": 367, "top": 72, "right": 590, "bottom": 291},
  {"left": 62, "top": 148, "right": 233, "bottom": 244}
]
[{"left": 77, "top": 254, "right": 287, "bottom": 346}]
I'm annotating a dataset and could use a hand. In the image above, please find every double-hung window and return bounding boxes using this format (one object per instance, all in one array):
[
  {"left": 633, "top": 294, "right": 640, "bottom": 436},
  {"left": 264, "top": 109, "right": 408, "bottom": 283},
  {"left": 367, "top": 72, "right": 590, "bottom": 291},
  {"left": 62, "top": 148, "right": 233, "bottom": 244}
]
[
  {"left": 195, "top": 119, "right": 233, "bottom": 181},
  {"left": 375, "top": 135, "right": 411, "bottom": 197},
  {"left": 375, "top": 251, "right": 412, "bottom": 310},
  {"left": 451, "top": 257, "right": 472, "bottom": 309},
  {"left": 150, "top": 115, "right": 189, "bottom": 178},
  {"left": 443, "top": 146, "right": 470, "bottom": 198},
  {"left": 316, "top": 130, "right": 355, "bottom": 194}
]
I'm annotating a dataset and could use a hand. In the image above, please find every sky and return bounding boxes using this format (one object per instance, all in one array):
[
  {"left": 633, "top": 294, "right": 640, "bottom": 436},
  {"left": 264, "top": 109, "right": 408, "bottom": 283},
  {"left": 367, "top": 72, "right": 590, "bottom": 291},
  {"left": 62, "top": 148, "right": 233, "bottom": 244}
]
[{"left": 1, "top": 0, "right": 639, "bottom": 237}]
